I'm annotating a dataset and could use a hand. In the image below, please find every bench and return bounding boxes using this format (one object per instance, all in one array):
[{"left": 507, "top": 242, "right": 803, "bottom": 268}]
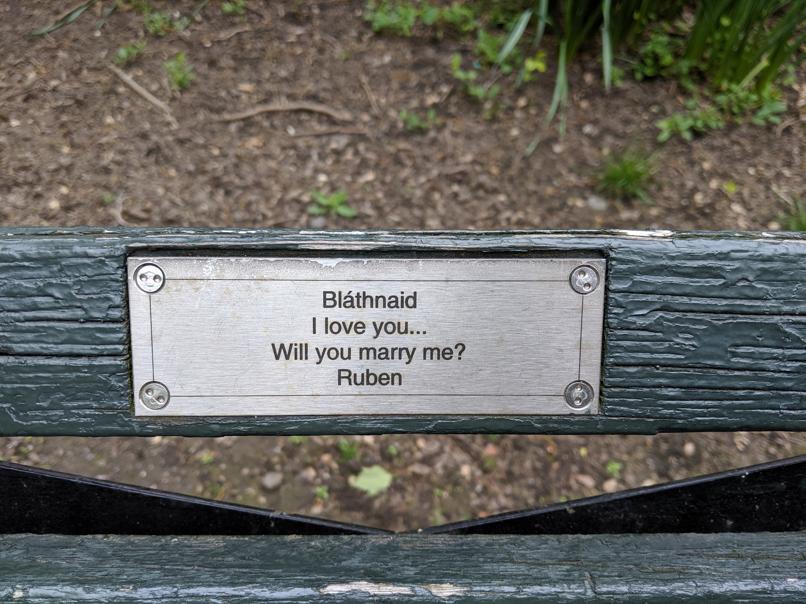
[{"left": 1, "top": 228, "right": 805, "bottom": 601}]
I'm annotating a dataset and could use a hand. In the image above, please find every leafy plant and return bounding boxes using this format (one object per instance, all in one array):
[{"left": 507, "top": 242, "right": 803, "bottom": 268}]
[
  {"left": 399, "top": 108, "right": 438, "bottom": 132},
  {"left": 714, "top": 84, "right": 787, "bottom": 125},
  {"left": 634, "top": 31, "right": 681, "bottom": 80},
  {"left": 782, "top": 198, "right": 806, "bottom": 231},
  {"left": 349, "top": 465, "right": 393, "bottom": 496},
  {"left": 450, "top": 54, "right": 500, "bottom": 105},
  {"left": 365, "top": 1, "right": 418, "bottom": 36},
  {"left": 422, "top": 2, "right": 477, "bottom": 33},
  {"left": 288, "top": 435, "right": 306, "bottom": 445},
  {"left": 682, "top": 0, "right": 806, "bottom": 93},
  {"left": 657, "top": 100, "right": 724, "bottom": 142},
  {"left": 337, "top": 439, "right": 360, "bottom": 462},
  {"left": 113, "top": 40, "right": 146, "bottom": 66},
  {"left": 222, "top": 0, "right": 248, "bottom": 16},
  {"left": 309, "top": 190, "right": 357, "bottom": 218},
  {"left": 313, "top": 485, "right": 330, "bottom": 501},
  {"left": 597, "top": 149, "right": 653, "bottom": 202},
  {"left": 143, "top": 11, "right": 172, "bottom": 36},
  {"left": 164, "top": 52, "right": 195, "bottom": 90},
  {"left": 144, "top": 10, "right": 188, "bottom": 36},
  {"left": 605, "top": 460, "right": 623, "bottom": 479}
]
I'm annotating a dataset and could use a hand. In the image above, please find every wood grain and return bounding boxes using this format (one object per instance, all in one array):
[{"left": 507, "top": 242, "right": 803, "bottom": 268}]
[
  {"left": 2, "top": 533, "right": 805, "bottom": 601},
  {"left": 1, "top": 228, "right": 804, "bottom": 435}
]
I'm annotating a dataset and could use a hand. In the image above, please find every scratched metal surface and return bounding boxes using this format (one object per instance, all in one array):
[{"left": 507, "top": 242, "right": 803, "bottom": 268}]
[{"left": 0, "top": 229, "right": 804, "bottom": 435}]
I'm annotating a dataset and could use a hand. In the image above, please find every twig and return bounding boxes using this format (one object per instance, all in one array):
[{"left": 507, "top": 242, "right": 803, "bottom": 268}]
[
  {"left": 107, "top": 64, "right": 178, "bottom": 128},
  {"left": 214, "top": 25, "right": 251, "bottom": 42},
  {"left": 776, "top": 117, "right": 799, "bottom": 137},
  {"left": 109, "top": 194, "right": 132, "bottom": 227},
  {"left": 290, "top": 127, "right": 369, "bottom": 138},
  {"left": 359, "top": 74, "right": 381, "bottom": 115},
  {"left": 214, "top": 101, "right": 353, "bottom": 123}
]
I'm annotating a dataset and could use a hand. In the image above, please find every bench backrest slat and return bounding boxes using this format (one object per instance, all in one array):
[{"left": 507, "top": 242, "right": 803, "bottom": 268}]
[{"left": 1, "top": 228, "right": 803, "bottom": 436}]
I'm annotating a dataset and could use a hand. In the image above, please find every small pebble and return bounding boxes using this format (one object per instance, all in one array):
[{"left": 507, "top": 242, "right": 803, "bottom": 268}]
[
  {"left": 261, "top": 471, "right": 283, "bottom": 491},
  {"left": 602, "top": 478, "right": 619, "bottom": 493},
  {"left": 586, "top": 194, "right": 608, "bottom": 212}
]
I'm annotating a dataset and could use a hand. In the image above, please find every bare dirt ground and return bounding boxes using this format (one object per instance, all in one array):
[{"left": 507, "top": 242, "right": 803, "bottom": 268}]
[{"left": 0, "top": 0, "right": 804, "bottom": 531}]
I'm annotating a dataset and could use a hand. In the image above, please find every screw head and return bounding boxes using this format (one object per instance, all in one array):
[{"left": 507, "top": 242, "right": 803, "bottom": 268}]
[
  {"left": 134, "top": 263, "right": 165, "bottom": 294},
  {"left": 570, "top": 265, "right": 600, "bottom": 295},
  {"left": 139, "top": 381, "right": 170, "bottom": 410},
  {"left": 564, "top": 380, "right": 595, "bottom": 410}
]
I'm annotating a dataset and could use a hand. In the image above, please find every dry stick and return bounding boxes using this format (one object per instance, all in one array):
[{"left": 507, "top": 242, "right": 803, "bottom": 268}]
[
  {"left": 214, "top": 101, "right": 353, "bottom": 123},
  {"left": 107, "top": 64, "right": 178, "bottom": 128},
  {"left": 212, "top": 25, "right": 251, "bottom": 43},
  {"left": 291, "top": 127, "right": 370, "bottom": 138},
  {"left": 359, "top": 74, "right": 381, "bottom": 115}
]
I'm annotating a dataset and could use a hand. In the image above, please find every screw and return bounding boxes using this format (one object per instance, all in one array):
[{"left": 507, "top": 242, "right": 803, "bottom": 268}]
[
  {"left": 134, "top": 263, "right": 165, "bottom": 294},
  {"left": 139, "top": 381, "right": 170, "bottom": 410},
  {"left": 564, "top": 380, "right": 594, "bottom": 410},
  {"left": 570, "top": 265, "right": 600, "bottom": 295}
]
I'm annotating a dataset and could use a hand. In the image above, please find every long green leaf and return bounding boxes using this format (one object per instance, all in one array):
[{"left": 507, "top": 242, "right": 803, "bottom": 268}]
[
  {"left": 30, "top": 0, "right": 98, "bottom": 37},
  {"left": 602, "top": 0, "right": 613, "bottom": 90},
  {"left": 497, "top": 9, "right": 532, "bottom": 65}
]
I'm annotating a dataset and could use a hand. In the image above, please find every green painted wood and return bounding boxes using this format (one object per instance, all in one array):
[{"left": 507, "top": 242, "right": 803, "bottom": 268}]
[
  {"left": 1, "top": 228, "right": 804, "bottom": 435},
  {"left": 1, "top": 533, "right": 805, "bottom": 602}
]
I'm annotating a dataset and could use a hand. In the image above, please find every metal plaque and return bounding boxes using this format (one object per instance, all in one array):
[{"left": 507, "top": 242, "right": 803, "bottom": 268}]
[{"left": 128, "top": 256, "right": 605, "bottom": 417}]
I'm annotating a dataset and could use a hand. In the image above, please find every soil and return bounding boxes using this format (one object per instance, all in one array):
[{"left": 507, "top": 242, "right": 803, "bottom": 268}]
[{"left": 0, "top": 0, "right": 804, "bottom": 531}]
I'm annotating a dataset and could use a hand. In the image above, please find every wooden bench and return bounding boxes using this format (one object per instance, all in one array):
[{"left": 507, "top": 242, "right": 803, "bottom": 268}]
[{"left": 1, "top": 228, "right": 805, "bottom": 601}]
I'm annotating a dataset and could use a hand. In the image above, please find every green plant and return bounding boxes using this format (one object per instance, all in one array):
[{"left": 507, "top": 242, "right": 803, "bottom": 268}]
[
  {"left": 364, "top": 1, "right": 418, "bottom": 36},
  {"left": 222, "top": 0, "right": 247, "bottom": 16},
  {"left": 197, "top": 450, "right": 216, "bottom": 465},
  {"left": 288, "top": 435, "right": 306, "bottom": 445},
  {"left": 634, "top": 31, "right": 682, "bottom": 80},
  {"left": 308, "top": 190, "right": 357, "bottom": 218},
  {"left": 399, "top": 108, "right": 438, "bottom": 132},
  {"left": 782, "top": 198, "right": 806, "bottom": 231},
  {"left": 714, "top": 84, "right": 787, "bottom": 125},
  {"left": 337, "top": 439, "right": 360, "bottom": 462},
  {"left": 722, "top": 180, "right": 738, "bottom": 196},
  {"left": 605, "top": 460, "right": 623, "bottom": 479},
  {"left": 386, "top": 444, "right": 399, "bottom": 457},
  {"left": 164, "top": 52, "right": 195, "bottom": 90},
  {"left": 30, "top": 0, "right": 99, "bottom": 36},
  {"left": 683, "top": 0, "right": 806, "bottom": 93},
  {"left": 113, "top": 40, "right": 146, "bottom": 66},
  {"left": 450, "top": 54, "right": 500, "bottom": 105},
  {"left": 597, "top": 149, "right": 654, "bottom": 202},
  {"left": 422, "top": 2, "right": 477, "bottom": 33},
  {"left": 144, "top": 11, "right": 172, "bottom": 35},
  {"left": 143, "top": 10, "right": 188, "bottom": 36},
  {"left": 349, "top": 465, "right": 393, "bottom": 496},
  {"left": 313, "top": 485, "right": 330, "bottom": 501},
  {"left": 657, "top": 100, "right": 724, "bottom": 142}
]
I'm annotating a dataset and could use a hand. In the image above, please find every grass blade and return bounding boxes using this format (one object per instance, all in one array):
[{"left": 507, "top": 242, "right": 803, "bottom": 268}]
[
  {"left": 602, "top": 0, "right": 613, "bottom": 90},
  {"left": 497, "top": 9, "right": 532, "bottom": 65},
  {"left": 30, "top": 0, "right": 98, "bottom": 37}
]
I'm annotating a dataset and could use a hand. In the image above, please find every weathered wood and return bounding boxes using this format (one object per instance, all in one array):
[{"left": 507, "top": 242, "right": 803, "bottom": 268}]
[
  {"left": 1, "top": 533, "right": 805, "bottom": 602},
  {"left": 1, "top": 228, "right": 804, "bottom": 435}
]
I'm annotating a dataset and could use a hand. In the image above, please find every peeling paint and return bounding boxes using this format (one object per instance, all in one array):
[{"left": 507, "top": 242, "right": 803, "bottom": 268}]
[
  {"left": 320, "top": 581, "right": 414, "bottom": 596},
  {"left": 424, "top": 583, "right": 468, "bottom": 597}
]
